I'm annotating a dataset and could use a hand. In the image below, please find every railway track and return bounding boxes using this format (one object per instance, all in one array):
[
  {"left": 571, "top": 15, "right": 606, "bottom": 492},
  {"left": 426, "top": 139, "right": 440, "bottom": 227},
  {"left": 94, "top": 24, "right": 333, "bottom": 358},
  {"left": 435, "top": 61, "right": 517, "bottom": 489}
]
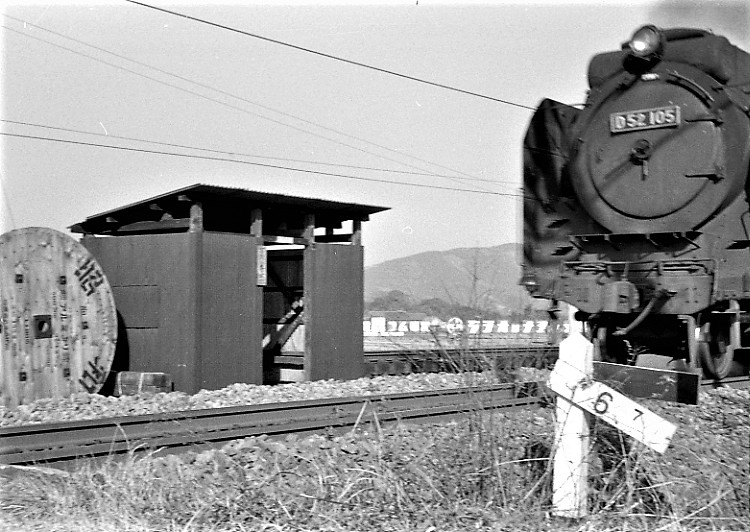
[
  {"left": 365, "top": 347, "right": 553, "bottom": 378},
  {"left": 363, "top": 343, "right": 750, "bottom": 390},
  {"left": 2, "top": 341, "right": 746, "bottom": 469},
  {"left": 701, "top": 375, "right": 750, "bottom": 390},
  {"left": 0, "top": 382, "right": 542, "bottom": 467},
  {"left": 272, "top": 345, "right": 557, "bottom": 379}
]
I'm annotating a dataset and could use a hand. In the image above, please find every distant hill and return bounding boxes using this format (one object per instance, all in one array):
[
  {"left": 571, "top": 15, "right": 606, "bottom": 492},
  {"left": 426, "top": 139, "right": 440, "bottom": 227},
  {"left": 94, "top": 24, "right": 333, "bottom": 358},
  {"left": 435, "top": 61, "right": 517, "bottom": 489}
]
[{"left": 364, "top": 243, "right": 541, "bottom": 315}]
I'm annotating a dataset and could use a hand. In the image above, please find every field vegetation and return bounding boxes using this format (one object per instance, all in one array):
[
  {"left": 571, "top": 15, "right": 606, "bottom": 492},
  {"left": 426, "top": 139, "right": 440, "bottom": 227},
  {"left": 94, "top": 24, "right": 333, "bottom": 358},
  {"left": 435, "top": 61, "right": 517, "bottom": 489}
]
[
  {"left": 2, "top": 376, "right": 748, "bottom": 532},
  {"left": 365, "top": 289, "right": 545, "bottom": 323}
]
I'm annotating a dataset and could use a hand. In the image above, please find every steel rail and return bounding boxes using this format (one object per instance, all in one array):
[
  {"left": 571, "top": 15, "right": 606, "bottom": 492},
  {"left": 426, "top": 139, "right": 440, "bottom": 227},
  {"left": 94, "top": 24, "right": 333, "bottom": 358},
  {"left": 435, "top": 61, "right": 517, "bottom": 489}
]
[
  {"left": 272, "top": 345, "right": 557, "bottom": 377},
  {"left": 701, "top": 375, "right": 750, "bottom": 390},
  {"left": 364, "top": 346, "right": 556, "bottom": 376},
  {"left": 364, "top": 345, "right": 554, "bottom": 358},
  {"left": 273, "top": 345, "right": 555, "bottom": 362},
  {"left": 0, "top": 382, "right": 542, "bottom": 466}
]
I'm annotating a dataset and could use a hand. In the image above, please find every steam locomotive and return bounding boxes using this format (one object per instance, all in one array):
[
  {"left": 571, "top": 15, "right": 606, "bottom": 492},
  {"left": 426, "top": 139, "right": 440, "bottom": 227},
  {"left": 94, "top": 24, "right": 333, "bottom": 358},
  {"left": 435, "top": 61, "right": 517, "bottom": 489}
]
[{"left": 521, "top": 26, "right": 750, "bottom": 378}]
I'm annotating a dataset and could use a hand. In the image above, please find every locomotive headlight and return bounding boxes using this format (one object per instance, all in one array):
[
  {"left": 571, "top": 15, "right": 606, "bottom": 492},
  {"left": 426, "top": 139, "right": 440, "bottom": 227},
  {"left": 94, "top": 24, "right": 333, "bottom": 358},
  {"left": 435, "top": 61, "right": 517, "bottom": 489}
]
[{"left": 628, "top": 25, "right": 664, "bottom": 58}]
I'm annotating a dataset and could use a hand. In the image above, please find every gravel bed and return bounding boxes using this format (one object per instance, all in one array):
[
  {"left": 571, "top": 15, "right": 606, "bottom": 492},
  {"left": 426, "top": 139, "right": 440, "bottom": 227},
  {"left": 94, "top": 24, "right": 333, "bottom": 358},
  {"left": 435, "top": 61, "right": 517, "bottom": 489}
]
[
  {"left": 0, "top": 371, "right": 515, "bottom": 428},
  {"left": 206, "top": 384, "right": 750, "bottom": 521},
  {"left": 1, "top": 372, "right": 748, "bottom": 529},
  {"left": 636, "top": 387, "right": 750, "bottom": 517}
]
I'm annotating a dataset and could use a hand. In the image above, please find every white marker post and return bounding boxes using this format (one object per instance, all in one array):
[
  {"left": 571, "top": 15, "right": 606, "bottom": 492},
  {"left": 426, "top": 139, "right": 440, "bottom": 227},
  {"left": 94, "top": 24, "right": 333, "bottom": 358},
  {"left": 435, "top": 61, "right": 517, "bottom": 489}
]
[
  {"left": 547, "top": 310, "right": 678, "bottom": 518},
  {"left": 550, "top": 310, "right": 593, "bottom": 518}
]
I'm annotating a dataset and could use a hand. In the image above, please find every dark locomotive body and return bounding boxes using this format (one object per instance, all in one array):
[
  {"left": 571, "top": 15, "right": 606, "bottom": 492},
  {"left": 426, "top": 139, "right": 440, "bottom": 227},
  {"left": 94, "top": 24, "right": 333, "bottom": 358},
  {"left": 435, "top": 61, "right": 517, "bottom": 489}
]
[{"left": 522, "top": 27, "right": 750, "bottom": 377}]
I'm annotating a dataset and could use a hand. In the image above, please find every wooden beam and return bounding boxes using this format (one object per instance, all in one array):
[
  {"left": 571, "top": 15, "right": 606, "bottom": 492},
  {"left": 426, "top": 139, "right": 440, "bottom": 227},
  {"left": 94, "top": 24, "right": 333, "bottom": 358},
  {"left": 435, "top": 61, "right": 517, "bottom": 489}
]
[
  {"left": 272, "top": 354, "right": 304, "bottom": 366},
  {"left": 250, "top": 208, "right": 263, "bottom": 237},
  {"left": 352, "top": 219, "right": 362, "bottom": 245},
  {"left": 110, "top": 219, "right": 190, "bottom": 234},
  {"left": 189, "top": 203, "right": 203, "bottom": 233},
  {"left": 263, "top": 310, "right": 305, "bottom": 351},
  {"left": 263, "top": 235, "right": 307, "bottom": 245},
  {"left": 316, "top": 234, "right": 354, "bottom": 243},
  {"left": 593, "top": 362, "right": 700, "bottom": 405},
  {"left": 304, "top": 214, "right": 315, "bottom": 243}
]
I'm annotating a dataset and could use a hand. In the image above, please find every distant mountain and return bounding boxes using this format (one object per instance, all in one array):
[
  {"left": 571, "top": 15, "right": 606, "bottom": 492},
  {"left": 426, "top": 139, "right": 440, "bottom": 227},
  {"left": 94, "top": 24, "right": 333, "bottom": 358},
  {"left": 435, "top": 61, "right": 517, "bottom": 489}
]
[{"left": 364, "top": 243, "right": 541, "bottom": 314}]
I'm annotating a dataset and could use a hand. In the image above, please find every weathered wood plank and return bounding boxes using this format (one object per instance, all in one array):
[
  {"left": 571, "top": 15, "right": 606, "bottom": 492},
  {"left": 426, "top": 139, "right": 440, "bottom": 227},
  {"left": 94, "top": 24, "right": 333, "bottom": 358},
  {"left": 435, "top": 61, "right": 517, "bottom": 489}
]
[
  {"left": 549, "top": 362, "right": 677, "bottom": 453},
  {"left": 304, "top": 243, "right": 365, "bottom": 381},
  {"left": 593, "top": 362, "right": 700, "bottom": 405},
  {"left": 110, "top": 219, "right": 190, "bottom": 235},
  {"left": 199, "top": 232, "right": 263, "bottom": 390}
]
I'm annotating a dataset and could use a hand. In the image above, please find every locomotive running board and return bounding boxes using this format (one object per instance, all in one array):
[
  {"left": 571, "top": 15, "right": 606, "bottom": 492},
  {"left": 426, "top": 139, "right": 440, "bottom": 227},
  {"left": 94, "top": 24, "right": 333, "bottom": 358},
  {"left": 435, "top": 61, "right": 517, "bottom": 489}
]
[
  {"left": 570, "top": 231, "right": 702, "bottom": 252},
  {"left": 593, "top": 362, "right": 700, "bottom": 405}
]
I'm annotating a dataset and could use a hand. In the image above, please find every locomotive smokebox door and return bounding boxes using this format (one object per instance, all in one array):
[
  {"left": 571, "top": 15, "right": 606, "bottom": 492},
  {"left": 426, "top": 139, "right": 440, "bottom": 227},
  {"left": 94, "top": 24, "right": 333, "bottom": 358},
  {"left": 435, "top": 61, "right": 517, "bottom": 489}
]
[{"left": 570, "top": 29, "right": 749, "bottom": 234}]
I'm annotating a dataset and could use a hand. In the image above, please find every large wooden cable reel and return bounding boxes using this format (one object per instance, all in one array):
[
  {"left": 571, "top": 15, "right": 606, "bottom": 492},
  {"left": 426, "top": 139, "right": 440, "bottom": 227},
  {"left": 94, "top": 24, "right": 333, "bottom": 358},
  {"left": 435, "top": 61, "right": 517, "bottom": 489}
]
[{"left": 0, "top": 227, "right": 117, "bottom": 407}]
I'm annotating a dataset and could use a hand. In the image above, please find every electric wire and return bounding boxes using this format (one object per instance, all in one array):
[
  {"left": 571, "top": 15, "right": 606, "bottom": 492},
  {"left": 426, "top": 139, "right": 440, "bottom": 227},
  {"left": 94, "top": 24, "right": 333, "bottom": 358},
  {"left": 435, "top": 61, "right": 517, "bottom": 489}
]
[
  {"left": 2, "top": 131, "right": 526, "bottom": 198},
  {"left": 3, "top": 15, "right": 487, "bottom": 188},
  {"left": 4, "top": 13, "right": 478, "bottom": 182},
  {"left": 124, "top": 0, "right": 537, "bottom": 111},
  {"left": 2, "top": 118, "right": 513, "bottom": 186}
]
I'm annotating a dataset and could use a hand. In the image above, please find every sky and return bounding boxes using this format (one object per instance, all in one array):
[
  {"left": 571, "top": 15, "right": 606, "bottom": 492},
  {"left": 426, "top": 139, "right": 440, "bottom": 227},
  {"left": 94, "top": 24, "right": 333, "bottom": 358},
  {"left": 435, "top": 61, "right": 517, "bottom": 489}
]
[{"left": 2, "top": 0, "right": 748, "bottom": 266}]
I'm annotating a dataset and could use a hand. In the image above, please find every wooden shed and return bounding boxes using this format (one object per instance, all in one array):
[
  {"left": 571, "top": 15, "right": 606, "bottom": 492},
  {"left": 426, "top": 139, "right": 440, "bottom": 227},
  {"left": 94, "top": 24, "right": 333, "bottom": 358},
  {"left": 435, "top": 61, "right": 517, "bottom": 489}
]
[{"left": 70, "top": 184, "right": 388, "bottom": 394}]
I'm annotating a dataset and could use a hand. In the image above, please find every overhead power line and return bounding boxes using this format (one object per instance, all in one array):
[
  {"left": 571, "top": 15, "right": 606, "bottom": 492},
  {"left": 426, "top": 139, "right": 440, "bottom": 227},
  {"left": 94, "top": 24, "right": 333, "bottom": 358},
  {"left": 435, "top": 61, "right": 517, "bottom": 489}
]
[
  {"left": 3, "top": 17, "right": 489, "bottom": 189},
  {"left": 124, "top": 0, "right": 537, "bottom": 111},
  {"left": 3, "top": 119, "right": 512, "bottom": 185},
  {"left": 2, "top": 131, "right": 524, "bottom": 198}
]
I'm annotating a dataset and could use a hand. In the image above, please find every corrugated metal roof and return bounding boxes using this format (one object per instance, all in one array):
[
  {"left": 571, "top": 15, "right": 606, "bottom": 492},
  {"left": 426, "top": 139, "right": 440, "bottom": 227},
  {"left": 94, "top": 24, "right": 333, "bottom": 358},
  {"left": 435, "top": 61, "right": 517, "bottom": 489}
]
[
  {"left": 90, "top": 183, "right": 388, "bottom": 218},
  {"left": 71, "top": 183, "right": 389, "bottom": 235}
]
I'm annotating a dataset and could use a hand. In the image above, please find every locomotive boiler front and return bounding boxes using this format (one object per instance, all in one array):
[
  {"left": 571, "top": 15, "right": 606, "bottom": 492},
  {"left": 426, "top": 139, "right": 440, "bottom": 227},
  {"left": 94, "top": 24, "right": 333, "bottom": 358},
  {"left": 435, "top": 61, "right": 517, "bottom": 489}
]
[
  {"left": 522, "top": 26, "right": 750, "bottom": 377},
  {"left": 569, "top": 26, "right": 750, "bottom": 235}
]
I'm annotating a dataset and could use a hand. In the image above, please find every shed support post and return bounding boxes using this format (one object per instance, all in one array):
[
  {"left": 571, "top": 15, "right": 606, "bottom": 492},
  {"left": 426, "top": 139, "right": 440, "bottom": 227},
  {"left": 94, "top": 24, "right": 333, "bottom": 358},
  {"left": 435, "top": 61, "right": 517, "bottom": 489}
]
[
  {"left": 250, "top": 208, "right": 263, "bottom": 237},
  {"left": 189, "top": 203, "right": 204, "bottom": 233},
  {"left": 304, "top": 214, "right": 315, "bottom": 244},
  {"left": 351, "top": 219, "right": 362, "bottom": 245}
]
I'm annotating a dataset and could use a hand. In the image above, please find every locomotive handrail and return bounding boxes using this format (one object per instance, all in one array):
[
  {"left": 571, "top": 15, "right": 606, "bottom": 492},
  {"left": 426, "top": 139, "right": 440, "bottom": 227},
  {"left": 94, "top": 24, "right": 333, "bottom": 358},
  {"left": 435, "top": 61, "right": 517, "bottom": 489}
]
[{"left": 563, "top": 257, "right": 714, "bottom": 275}]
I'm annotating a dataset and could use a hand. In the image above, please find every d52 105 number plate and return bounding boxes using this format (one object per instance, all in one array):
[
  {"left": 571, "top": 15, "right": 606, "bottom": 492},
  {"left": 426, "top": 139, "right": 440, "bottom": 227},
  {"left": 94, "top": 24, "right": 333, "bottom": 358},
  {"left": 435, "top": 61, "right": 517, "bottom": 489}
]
[{"left": 609, "top": 105, "right": 681, "bottom": 134}]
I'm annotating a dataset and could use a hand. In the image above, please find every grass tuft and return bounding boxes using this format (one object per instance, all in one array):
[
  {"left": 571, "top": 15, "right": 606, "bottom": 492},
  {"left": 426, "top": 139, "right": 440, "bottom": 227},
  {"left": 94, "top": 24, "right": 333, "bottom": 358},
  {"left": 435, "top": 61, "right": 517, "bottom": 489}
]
[{"left": 2, "top": 377, "right": 748, "bottom": 531}]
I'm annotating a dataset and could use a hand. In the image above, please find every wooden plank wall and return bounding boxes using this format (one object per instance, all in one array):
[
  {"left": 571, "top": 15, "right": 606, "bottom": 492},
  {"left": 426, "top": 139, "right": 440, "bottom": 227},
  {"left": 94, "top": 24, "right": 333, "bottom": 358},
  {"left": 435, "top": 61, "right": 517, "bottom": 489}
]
[
  {"left": 83, "top": 234, "right": 200, "bottom": 392},
  {"left": 199, "top": 232, "right": 263, "bottom": 390},
  {"left": 85, "top": 232, "right": 362, "bottom": 391},
  {"left": 304, "top": 243, "right": 365, "bottom": 381}
]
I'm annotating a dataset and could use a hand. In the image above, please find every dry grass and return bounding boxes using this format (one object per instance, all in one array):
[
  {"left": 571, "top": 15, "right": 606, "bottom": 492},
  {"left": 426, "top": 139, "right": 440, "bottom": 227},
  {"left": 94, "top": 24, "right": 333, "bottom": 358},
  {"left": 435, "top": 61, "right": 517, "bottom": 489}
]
[
  {"left": 2, "top": 392, "right": 748, "bottom": 532},
  {"left": 2, "top": 349, "right": 748, "bottom": 532}
]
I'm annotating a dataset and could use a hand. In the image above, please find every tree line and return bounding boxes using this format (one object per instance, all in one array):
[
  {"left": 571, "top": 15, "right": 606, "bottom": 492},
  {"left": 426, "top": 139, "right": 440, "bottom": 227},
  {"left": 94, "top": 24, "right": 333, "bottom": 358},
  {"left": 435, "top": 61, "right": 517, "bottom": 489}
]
[{"left": 365, "top": 290, "right": 547, "bottom": 322}]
